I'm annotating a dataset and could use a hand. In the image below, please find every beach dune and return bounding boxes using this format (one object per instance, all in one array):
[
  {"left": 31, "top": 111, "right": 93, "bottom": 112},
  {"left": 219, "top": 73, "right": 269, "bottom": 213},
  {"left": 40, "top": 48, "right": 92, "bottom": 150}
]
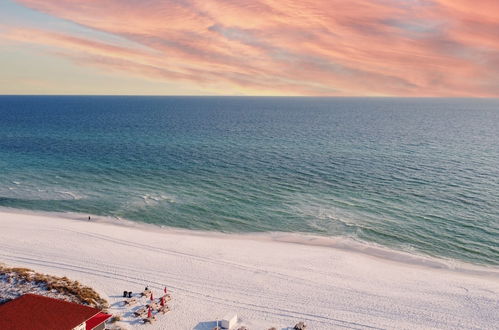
[{"left": 0, "top": 210, "right": 498, "bottom": 329}]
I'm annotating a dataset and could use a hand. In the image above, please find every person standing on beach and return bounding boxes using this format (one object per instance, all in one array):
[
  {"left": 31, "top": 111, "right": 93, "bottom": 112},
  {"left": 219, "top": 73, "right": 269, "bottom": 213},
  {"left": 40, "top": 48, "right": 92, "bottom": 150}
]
[{"left": 88, "top": 216, "right": 91, "bottom": 221}]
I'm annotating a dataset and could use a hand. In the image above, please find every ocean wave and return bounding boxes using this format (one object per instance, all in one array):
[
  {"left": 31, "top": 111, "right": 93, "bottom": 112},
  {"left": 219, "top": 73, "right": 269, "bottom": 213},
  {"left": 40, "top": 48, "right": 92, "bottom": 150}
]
[
  {"left": 0, "top": 187, "right": 86, "bottom": 201},
  {"left": 119, "top": 192, "right": 178, "bottom": 212},
  {"left": 289, "top": 199, "right": 364, "bottom": 232},
  {"left": 141, "top": 193, "right": 177, "bottom": 204},
  {"left": 56, "top": 191, "right": 85, "bottom": 200}
]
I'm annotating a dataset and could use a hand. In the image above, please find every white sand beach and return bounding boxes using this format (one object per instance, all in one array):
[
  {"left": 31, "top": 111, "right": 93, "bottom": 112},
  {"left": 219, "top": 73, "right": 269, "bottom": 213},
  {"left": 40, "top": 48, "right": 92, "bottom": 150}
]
[{"left": 0, "top": 209, "right": 498, "bottom": 329}]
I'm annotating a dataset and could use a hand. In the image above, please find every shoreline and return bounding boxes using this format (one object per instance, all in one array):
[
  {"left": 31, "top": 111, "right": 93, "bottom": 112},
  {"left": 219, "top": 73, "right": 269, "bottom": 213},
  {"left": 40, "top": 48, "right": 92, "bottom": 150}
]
[
  {"left": 1, "top": 208, "right": 498, "bottom": 329},
  {"left": 1, "top": 207, "right": 497, "bottom": 278}
]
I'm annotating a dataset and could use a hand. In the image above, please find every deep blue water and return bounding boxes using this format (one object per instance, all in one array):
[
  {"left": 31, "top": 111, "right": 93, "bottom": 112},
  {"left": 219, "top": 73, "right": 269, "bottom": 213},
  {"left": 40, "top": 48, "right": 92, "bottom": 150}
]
[{"left": 0, "top": 96, "right": 498, "bottom": 265}]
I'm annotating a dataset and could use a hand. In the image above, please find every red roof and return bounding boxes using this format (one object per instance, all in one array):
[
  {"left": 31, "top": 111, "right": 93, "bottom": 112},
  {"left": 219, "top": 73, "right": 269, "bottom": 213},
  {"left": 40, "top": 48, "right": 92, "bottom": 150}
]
[
  {"left": 85, "top": 312, "right": 112, "bottom": 330},
  {"left": 0, "top": 294, "right": 104, "bottom": 330}
]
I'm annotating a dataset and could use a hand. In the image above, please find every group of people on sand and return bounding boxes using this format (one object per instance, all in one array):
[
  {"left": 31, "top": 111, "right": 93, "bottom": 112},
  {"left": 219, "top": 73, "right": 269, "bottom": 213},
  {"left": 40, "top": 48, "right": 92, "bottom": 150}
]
[
  {"left": 120, "top": 286, "right": 305, "bottom": 329},
  {"left": 121, "top": 285, "right": 172, "bottom": 325}
]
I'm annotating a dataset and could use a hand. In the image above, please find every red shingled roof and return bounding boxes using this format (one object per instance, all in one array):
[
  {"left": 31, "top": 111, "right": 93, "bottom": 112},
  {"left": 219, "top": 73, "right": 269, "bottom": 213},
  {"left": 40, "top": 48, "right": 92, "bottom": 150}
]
[{"left": 0, "top": 294, "right": 106, "bottom": 330}]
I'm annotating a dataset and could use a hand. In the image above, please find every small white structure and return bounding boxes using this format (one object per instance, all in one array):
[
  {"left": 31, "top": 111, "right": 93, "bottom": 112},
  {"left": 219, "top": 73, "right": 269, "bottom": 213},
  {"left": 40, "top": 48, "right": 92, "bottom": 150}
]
[{"left": 221, "top": 313, "right": 238, "bottom": 329}]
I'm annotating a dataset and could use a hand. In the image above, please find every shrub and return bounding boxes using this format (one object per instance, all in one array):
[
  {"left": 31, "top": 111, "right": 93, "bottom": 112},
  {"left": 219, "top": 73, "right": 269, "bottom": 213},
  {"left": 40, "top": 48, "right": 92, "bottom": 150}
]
[{"left": 0, "top": 264, "right": 108, "bottom": 310}]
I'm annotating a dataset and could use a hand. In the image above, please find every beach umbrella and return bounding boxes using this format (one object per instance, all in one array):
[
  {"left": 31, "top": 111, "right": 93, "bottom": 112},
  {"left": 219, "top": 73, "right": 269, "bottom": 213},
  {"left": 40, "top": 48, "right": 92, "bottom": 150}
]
[
  {"left": 148, "top": 307, "right": 152, "bottom": 318},
  {"left": 160, "top": 296, "right": 165, "bottom": 306},
  {"left": 150, "top": 291, "right": 154, "bottom": 301},
  {"left": 164, "top": 286, "right": 167, "bottom": 294}
]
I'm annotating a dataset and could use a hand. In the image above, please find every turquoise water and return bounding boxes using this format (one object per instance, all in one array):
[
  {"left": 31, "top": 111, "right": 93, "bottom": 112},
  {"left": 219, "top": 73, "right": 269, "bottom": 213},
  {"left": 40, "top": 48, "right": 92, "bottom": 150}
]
[{"left": 0, "top": 96, "right": 498, "bottom": 265}]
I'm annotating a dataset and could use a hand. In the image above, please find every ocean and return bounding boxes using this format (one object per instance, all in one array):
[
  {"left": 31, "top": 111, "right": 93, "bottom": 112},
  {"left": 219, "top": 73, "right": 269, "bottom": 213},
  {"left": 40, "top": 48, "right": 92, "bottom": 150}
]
[{"left": 0, "top": 96, "right": 498, "bottom": 265}]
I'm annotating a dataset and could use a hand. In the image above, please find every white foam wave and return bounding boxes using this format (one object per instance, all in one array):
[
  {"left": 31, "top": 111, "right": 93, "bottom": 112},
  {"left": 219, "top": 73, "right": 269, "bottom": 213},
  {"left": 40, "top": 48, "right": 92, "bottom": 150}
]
[
  {"left": 140, "top": 193, "right": 177, "bottom": 206},
  {"left": 56, "top": 191, "right": 85, "bottom": 200},
  {"left": 0, "top": 186, "right": 85, "bottom": 201}
]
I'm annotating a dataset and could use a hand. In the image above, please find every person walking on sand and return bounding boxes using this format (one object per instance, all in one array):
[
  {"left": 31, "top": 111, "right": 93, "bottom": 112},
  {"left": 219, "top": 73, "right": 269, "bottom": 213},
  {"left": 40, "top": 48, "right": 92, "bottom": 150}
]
[{"left": 88, "top": 216, "right": 91, "bottom": 221}]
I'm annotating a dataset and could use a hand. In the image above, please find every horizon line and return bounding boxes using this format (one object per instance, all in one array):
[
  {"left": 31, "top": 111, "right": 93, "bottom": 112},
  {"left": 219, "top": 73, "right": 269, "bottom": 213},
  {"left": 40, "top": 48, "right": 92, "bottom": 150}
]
[{"left": 1, "top": 94, "right": 499, "bottom": 99}]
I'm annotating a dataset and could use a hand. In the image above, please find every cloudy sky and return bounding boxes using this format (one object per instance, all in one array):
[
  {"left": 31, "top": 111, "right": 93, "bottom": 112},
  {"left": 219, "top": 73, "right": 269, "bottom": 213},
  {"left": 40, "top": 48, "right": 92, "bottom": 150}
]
[{"left": 1, "top": 0, "right": 498, "bottom": 96}]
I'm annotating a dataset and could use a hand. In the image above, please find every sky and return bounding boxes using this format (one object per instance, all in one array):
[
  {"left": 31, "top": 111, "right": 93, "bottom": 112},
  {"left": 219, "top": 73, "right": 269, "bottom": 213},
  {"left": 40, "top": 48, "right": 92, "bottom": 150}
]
[{"left": 1, "top": 0, "right": 499, "bottom": 96}]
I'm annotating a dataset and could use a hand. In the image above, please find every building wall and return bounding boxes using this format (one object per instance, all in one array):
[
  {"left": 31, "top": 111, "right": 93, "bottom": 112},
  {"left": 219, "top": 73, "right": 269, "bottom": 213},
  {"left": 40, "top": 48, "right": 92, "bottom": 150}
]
[{"left": 93, "top": 322, "right": 106, "bottom": 330}]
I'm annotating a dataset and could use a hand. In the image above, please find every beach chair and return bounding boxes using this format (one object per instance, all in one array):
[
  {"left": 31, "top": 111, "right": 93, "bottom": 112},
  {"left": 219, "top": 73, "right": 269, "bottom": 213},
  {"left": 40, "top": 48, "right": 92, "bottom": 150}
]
[
  {"left": 143, "top": 306, "right": 156, "bottom": 324},
  {"left": 134, "top": 307, "right": 148, "bottom": 317},
  {"left": 147, "top": 302, "right": 159, "bottom": 309},
  {"left": 124, "top": 297, "right": 137, "bottom": 306},
  {"left": 157, "top": 305, "right": 171, "bottom": 314},
  {"left": 143, "top": 316, "right": 156, "bottom": 324},
  {"left": 294, "top": 321, "right": 307, "bottom": 330}
]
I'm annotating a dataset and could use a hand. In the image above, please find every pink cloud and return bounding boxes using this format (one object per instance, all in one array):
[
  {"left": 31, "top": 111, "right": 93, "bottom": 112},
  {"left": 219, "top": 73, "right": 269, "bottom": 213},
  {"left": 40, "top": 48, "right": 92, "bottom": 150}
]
[{"left": 9, "top": 0, "right": 499, "bottom": 96}]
